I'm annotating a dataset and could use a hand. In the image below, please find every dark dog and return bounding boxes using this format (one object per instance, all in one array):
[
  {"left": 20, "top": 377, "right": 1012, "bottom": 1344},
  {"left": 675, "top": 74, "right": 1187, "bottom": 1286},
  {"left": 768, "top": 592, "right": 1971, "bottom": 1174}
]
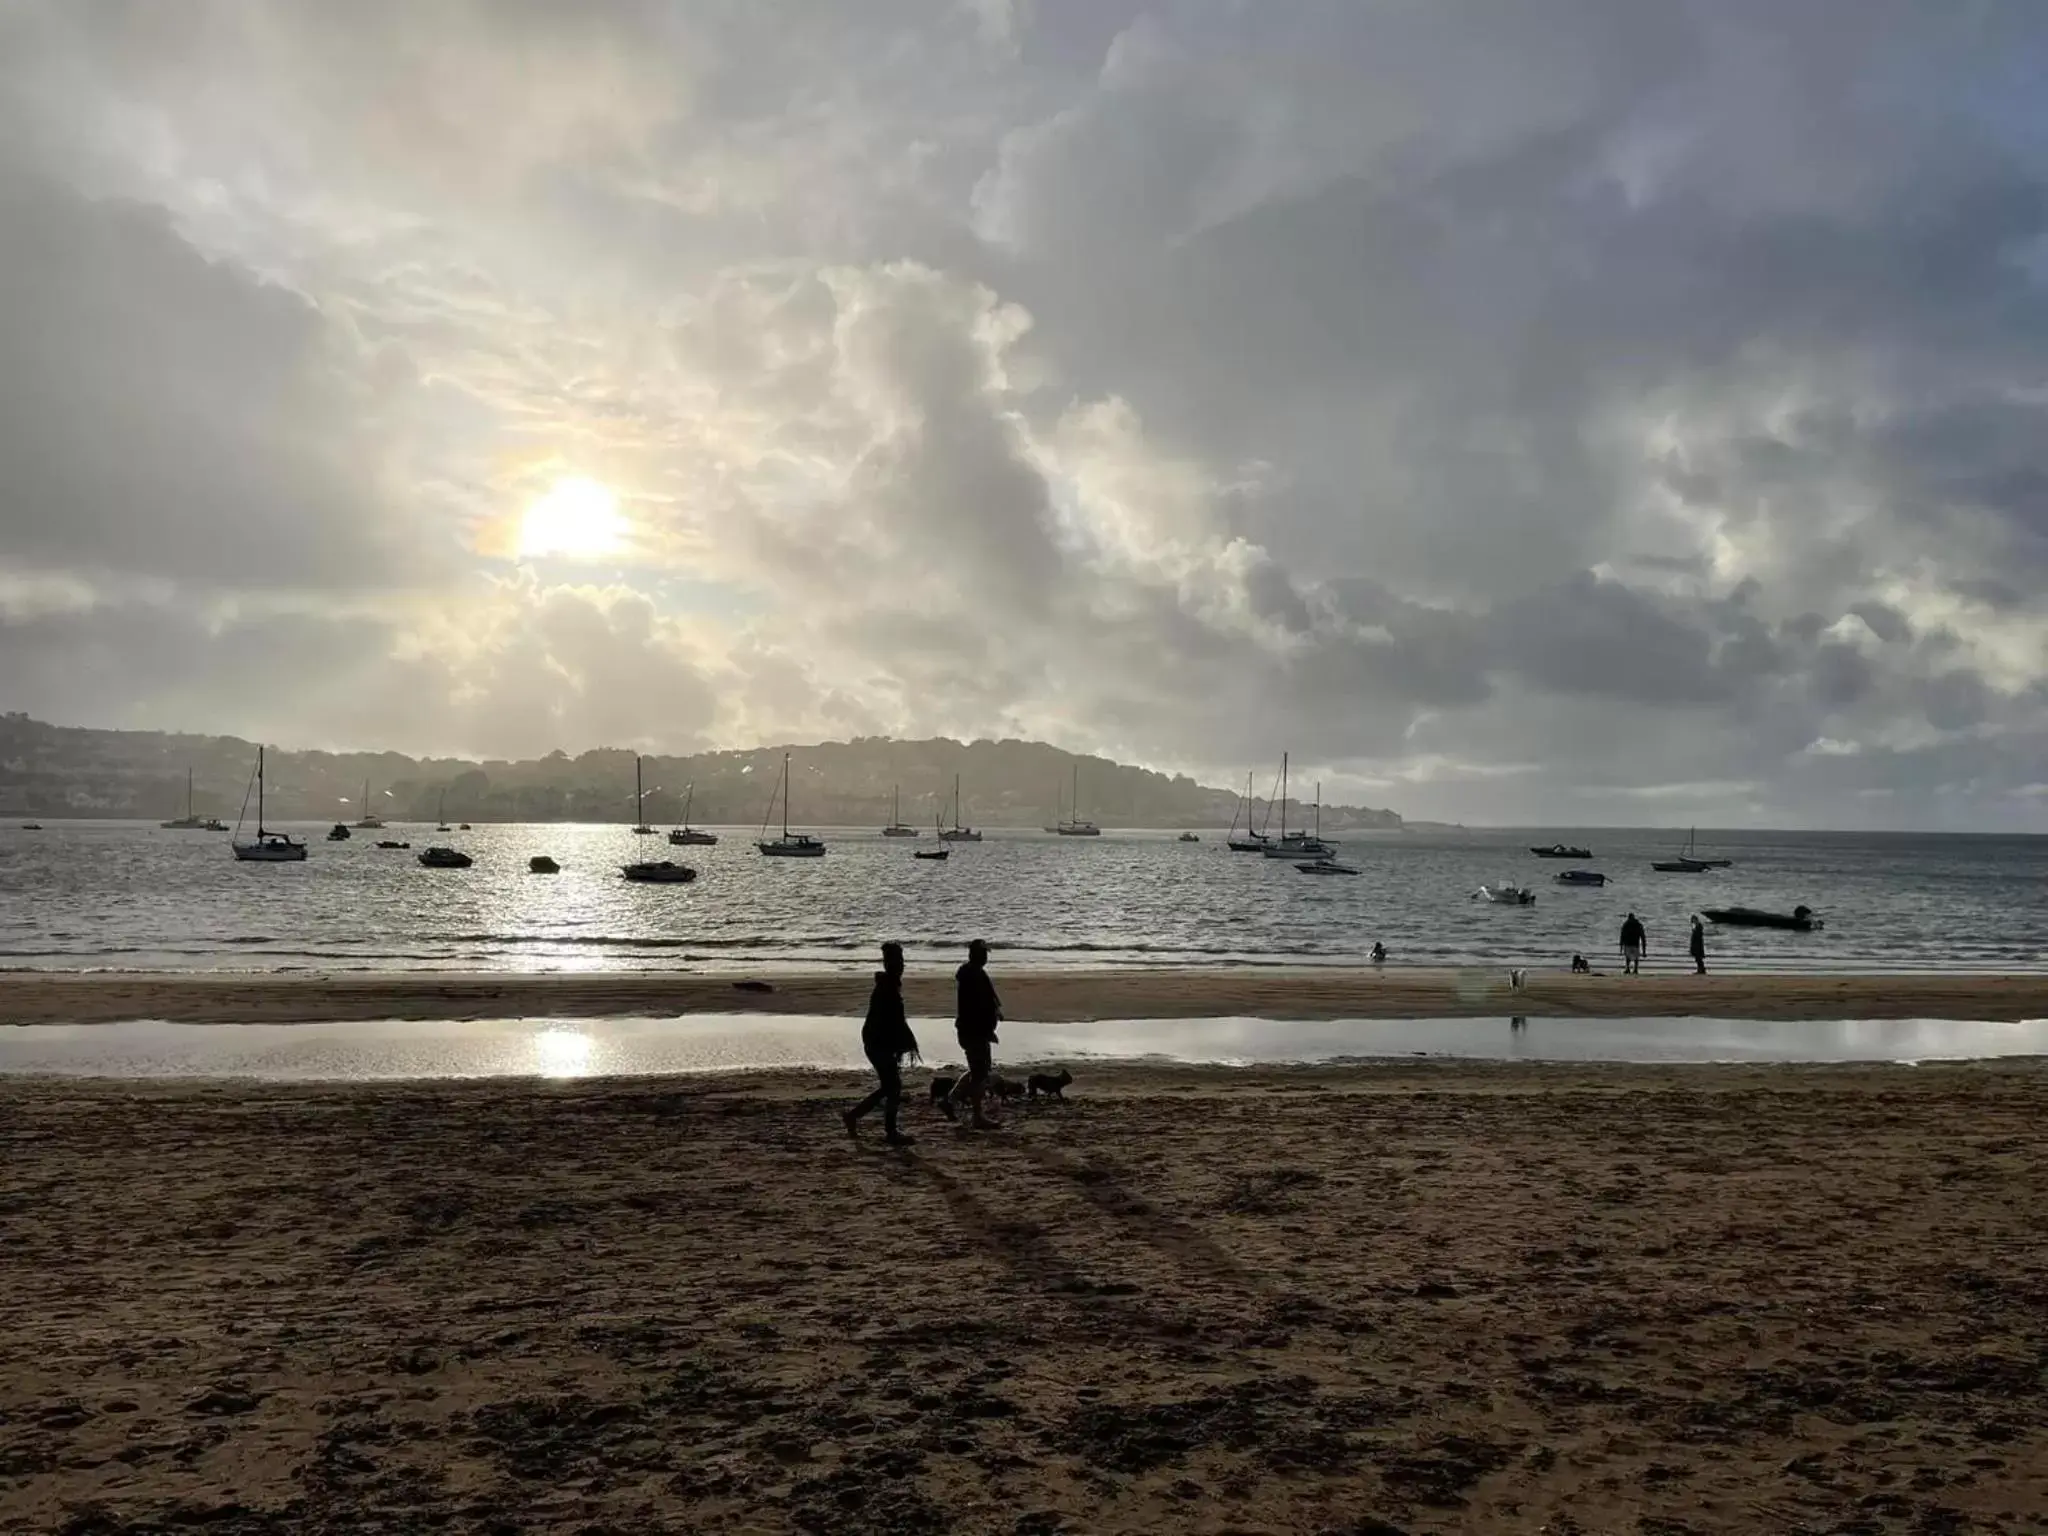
[
  {"left": 989, "top": 1074, "right": 1027, "bottom": 1104},
  {"left": 928, "top": 1073, "right": 959, "bottom": 1120},
  {"left": 1028, "top": 1069, "right": 1073, "bottom": 1100}
]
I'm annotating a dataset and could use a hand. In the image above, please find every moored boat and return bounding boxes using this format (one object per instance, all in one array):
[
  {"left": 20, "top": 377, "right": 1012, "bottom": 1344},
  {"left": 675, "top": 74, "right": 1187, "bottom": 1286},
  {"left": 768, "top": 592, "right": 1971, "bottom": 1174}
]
[
  {"left": 1703, "top": 905, "right": 1821, "bottom": 931},
  {"left": 913, "top": 847, "right": 950, "bottom": 861},
  {"left": 669, "top": 783, "right": 718, "bottom": 845},
  {"left": 1554, "top": 869, "right": 1607, "bottom": 886},
  {"left": 231, "top": 747, "right": 307, "bottom": 862},
  {"left": 1531, "top": 843, "right": 1592, "bottom": 859},
  {"left": 529, "top": 855, "right": 561, "bottom": 874},
  {"left": 622, "top": 859, "right": 696, "bottom": 883},
  {"left": 326, "top": 823, "right": 351, "bottom": 841},
  {"left": 417, "top": 846, "right": 472, "bottom": 869},
  {"left": 1297, "top": 858, "right": 1360, "bottom": 876},
  {"left": 1473, "top": 883, "right": 1536, "bottom": 905},
  {"left": 881, "top": 784, "right": 918, "bottom": 837},
  {"left": 758, "top": 753, "right": 827, "bottom": 857}
]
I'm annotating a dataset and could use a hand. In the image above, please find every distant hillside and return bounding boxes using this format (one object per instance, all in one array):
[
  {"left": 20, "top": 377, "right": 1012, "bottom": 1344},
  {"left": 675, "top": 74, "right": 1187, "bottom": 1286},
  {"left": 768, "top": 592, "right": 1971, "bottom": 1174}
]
[{"left": 0, "top": 713, "right": 1402, "bottom": 831}]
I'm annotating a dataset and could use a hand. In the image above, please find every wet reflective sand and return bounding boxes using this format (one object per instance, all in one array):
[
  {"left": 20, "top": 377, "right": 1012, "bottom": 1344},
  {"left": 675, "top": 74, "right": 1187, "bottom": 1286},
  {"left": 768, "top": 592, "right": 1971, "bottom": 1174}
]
[{"left": 2, "top": 1011, "right": 2045, "bottom": 1079}]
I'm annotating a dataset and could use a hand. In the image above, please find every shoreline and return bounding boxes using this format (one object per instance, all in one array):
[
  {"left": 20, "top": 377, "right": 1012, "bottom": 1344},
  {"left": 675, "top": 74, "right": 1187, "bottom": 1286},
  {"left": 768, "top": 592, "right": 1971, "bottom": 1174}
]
[{"left": 6, "top": 965, "right": 2048, "bottom": 1025}]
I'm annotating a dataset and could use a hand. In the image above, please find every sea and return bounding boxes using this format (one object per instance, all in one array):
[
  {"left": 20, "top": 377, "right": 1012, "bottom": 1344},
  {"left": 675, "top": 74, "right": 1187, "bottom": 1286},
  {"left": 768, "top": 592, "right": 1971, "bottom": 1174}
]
[{"left": 0, "top": 822, "right": 2043, "bottom": 976}]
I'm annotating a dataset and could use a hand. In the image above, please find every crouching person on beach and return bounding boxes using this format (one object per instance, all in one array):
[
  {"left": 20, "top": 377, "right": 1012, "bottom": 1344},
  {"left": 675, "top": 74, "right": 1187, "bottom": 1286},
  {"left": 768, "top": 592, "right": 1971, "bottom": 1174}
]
[{"left": 845, "top": 941, "right": 918, "bottom": 1147}]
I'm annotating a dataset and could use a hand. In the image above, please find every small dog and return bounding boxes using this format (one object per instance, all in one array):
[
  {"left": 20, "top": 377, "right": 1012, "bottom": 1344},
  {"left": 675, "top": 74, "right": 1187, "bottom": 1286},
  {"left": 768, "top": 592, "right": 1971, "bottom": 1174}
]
[
  {"left": 1570, "top": 953, "right": 1590, "bottom": 974},
  {"left": 1028, "top": 1069, "right": 1073, "bottom": 1101},
  {"left": 929, "top": 1074, "right": 959, "bottom": 1120},
  {"left": 989, "top": 1074, "right": 1027, "bottom": 1104}
]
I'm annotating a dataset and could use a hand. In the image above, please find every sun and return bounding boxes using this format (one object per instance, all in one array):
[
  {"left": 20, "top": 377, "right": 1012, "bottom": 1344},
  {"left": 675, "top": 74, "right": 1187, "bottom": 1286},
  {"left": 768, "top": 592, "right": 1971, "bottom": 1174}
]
[{"left": 518, "top": 476, "right": 627, "bottom": 560}]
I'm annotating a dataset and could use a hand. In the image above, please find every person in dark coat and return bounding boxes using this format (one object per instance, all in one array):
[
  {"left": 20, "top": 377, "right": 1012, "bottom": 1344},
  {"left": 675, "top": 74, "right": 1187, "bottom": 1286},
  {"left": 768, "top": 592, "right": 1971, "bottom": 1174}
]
[
  {"left": 845, "top": 941, "right": 918, "bottom": 1146},
  {"left": 1619, "top": 912, "right": 1646, "bottom": 975},
  {"left": 1690, "top": 915, "right": 1707, "bottom": 976},
  {"left": 948, "top": 938, "right": 1003, "bottom": 1129}
]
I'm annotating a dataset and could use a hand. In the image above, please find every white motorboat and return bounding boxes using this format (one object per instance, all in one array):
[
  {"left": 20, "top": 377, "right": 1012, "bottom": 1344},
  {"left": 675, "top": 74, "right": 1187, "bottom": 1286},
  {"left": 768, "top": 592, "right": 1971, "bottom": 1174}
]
[
  {"left": 231, "top": 747, "right": 307, "bottom": 862},
  {"left": 758, "top": 753, "right": 827, "bottom": 857},
  {"left": 1473, "top": 883, "right": 1536, "bottom": 905}
]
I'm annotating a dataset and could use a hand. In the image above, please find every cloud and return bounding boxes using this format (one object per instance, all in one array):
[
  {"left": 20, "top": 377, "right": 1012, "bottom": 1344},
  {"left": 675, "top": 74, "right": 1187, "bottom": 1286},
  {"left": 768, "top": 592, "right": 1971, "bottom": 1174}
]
[{"left": 2, "top": 0, "right": 2047, "bottom": 827}]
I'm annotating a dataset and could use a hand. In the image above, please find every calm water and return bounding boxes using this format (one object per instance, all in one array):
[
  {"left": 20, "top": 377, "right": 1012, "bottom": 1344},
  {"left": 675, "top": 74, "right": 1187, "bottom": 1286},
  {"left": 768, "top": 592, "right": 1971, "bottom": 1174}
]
[
  {"left": 1, "top": 822, "right": 2044, "bottom": 975},
  {"left": 4, "top": 1015, "right": 2044, "bottom": 1078}
]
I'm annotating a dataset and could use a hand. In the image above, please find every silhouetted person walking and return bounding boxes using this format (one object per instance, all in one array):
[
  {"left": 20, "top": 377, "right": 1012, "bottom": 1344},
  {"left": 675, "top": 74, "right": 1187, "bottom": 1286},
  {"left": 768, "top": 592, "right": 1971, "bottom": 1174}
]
[
  {"left": 949, "top": 939, "right": 1003, "bottom": 1129},
  {"left": 1620, "top": 912, "right": 1646, "bottom": 975},
  {"left": 1690, "top": 915, "right": 1707, "bottom": 976},
  {"left": 845, "top": 941, "right": 918, "bottom": 1147}
]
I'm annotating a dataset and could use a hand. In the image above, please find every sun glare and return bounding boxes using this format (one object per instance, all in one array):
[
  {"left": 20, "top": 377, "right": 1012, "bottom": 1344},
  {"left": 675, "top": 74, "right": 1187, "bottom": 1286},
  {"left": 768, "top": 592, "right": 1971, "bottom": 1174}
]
[{"left": 518, "top": 476, "right": 627, "bottom": 560}]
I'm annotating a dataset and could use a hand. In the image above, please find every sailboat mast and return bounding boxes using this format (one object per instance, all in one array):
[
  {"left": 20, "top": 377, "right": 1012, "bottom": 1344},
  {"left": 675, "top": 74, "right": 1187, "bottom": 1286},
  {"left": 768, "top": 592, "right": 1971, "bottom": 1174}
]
[
  {"left": 1071, "top": 761, "right": 1079, "bottom": 824},
  {"left": 257, "top": 747, "right": 266, "bottom": 834},
  {"left": 187, "top": 767, "right": 194, "bottom": 819},
  {"left": 1280, "top": 752, "right": 1289, "bottom": 839},
  {"left": 783, "top": 754, "right": 792, "bottom": 838}
]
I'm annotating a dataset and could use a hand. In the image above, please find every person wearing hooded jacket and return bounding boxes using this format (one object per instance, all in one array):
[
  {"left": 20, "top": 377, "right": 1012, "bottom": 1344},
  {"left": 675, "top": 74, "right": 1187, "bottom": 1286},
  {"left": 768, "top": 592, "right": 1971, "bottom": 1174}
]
[{"left": 844, "top": 941, "right": 919, "bottom": 1146}]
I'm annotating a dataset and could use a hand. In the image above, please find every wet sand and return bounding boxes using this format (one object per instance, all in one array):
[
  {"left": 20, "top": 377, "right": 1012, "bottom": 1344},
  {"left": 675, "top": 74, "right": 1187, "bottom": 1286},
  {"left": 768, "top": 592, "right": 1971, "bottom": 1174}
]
[
  {"left": 3, "top": 1062, "right": 2045, "bottom": 1533},
  {"left": 7, "top": 966, "right": 2048, "bottom": 1025}
]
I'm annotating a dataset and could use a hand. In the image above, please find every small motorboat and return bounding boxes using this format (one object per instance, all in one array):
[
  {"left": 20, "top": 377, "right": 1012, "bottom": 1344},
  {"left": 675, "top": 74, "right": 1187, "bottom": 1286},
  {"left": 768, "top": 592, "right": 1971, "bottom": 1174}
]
[
  {"left": 529, "top": 856, "right": 560, "bottom": 874},
  {"left": 1474, "top": 883, "right": 1537, "bottom": 905},
  {"left": 622, "top": 860, "right": 696, "bottom": 883},
  {"left": 1703, "top": 905, "right": 1822, "bottom": 931},
  {"left": 1297, "top": 858, "right": 1360, "bottom": 876},
  {"left": 1531, "top": 843, "right": 1591, "bottom": 859},
  {"left": 375, "top": 839, "right": 411, "bottom": 850},
  {"left": 913, "top": 848, "right": 950, "bottom": 861},
  {"left": 1554, "top": 869, "right": 1607, "bottom": 886},
  {"left": 417, "top": 846, "right": 473, "bottom": 869},
  {"left": 19, "top": 822, "right": 42, "bottom": 831},
  {"left": 1178, "top": 832, "right": 1199, "bottom": 842},
  {"left": 459, "top": 822, "right": 472, "bottom": 831},
  {"left": 326, "top": 823, "right": 351, "bottom": 841}
]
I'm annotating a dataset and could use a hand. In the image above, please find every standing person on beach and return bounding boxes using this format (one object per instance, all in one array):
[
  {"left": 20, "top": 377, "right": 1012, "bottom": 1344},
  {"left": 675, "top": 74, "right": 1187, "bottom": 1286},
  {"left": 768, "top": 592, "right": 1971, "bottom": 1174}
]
[
  {"left": 1619, "top": 912, "right": 1646, "bottom": 975},
  {"left": 1689, "top": 916, "right": 1707, "bottom": 976},
  {"left": 844, "top": 942, "right": 918, "bottom": 1147},
  {"left": 948, "top": 939, "right": 1004, "bottom": 1129}
]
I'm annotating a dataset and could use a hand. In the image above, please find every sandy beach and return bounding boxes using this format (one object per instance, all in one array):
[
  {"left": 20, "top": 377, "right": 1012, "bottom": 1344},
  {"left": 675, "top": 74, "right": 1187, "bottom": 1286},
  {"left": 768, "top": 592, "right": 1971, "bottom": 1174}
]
[
  {"left": 7, "top": 966, "right": 2048, "bottom": 1026},
  {"left": 2, "top": 1060, "right": 2044, "bottom": 1533}
]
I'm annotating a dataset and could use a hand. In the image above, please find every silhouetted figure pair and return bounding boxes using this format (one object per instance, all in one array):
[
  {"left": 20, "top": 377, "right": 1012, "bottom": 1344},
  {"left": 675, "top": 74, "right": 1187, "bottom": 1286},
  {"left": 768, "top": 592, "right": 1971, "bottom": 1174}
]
[{"left": 845, "top": 942, "right": 919, "bottom": 1147}]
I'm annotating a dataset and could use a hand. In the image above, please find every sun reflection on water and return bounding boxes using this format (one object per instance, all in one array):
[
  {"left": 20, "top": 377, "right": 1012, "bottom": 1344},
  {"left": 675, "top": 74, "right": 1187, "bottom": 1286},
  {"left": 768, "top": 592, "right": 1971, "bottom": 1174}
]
[{"left": 532, "top": 1027, "right": 596, "bottom": 1077}]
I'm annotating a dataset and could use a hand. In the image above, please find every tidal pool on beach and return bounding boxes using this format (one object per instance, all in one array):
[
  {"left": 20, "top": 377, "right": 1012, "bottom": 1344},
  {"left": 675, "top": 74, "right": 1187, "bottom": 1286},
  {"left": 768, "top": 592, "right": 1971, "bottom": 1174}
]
[{"left": 1, "top": 1013, "right": 2045, "bottom": 1079}]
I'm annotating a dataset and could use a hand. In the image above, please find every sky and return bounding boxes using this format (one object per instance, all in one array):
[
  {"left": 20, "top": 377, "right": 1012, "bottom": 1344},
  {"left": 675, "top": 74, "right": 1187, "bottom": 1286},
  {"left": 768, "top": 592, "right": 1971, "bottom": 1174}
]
[{"left": 2, "top": 1, "right": 2047, "bottom": 829}]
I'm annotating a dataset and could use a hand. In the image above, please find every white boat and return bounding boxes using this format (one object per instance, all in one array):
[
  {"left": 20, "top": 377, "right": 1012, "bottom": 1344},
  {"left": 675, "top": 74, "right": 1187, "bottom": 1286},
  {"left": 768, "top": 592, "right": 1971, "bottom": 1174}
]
[
  {"left": 631, "top": 756, "right": 656, "bottom": 835},
  {"left": 622, "top": 859, "right": 697, "bottom": 883},
  {"left": 231, "top": 747, "right": 307, "bottom": 862},
  {"left": 1473, "top": 883, "right": 1536, "bottom": 905},
  {"left": 1259, "top": 754, "right": 1338, "bottom": 858},
  {"left": 1226, "top": 770, "right": 1271, "bottom": 852},
  {"left": 881, "top": 784, "right": 919, "bottom": 837},
  {"left": 351, "top": 777, "right": 385, "bottom": 830},
  {"left": 162, "top": 769, "right": 227, "bottom": 830},
  {"left": 669, "top": 783, "right": 718, "bottom": 845},
  {"left": 758, "top": 752, "right": 827, "bottom": 857},
  {"left": 1048, "top": 762, "right": 1100, "bottom": 835},
  {"left": 939, "top": 774, "right": 982, "bottom": 841}
]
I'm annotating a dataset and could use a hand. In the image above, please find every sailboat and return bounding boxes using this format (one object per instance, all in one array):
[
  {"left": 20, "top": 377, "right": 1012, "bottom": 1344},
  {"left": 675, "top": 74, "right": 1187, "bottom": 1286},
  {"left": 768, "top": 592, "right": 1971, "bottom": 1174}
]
[
  {"left": 631, "top": 757, "right": 656, "bottom": 834},
  {"left": 939, "top": 773, "right": 982, "bottom": 841},
  {"left": 231, "top": 747, "right": 307, "bottom": 862},
  {"left": 881, "top": 784, "right": 919, "bottom": 837},
  {"left": 161, "top": 769, "right": 228, "bottom": 830},
  {"left": 1048, "top": 762, "right": 1101, "bottom": 835},
  {"left": 1261, "top": 752, "right": 1338, "bottom": 857},
  {"left": 1653, "top": 827, "right": 1731, "bottom": 873},
  {"left": 916, "top": 801, "right": 952, "bottom": 858},
  {"left": 352, "top": 777, "right": 386, "bottom": 830},
  {"left": 1226, "top": 770, "right": 1270, "bottom": 852},
  {"left": 757, "top": 753, "right": 826, "bottom": 857},
  {"left": 669, "top": 783, "right": 718, "bottom": 845},
  {"left": 1294, "top": 782, "right": 1355, "bottom": 873},
  {"left": 436, "top": 788, "right": 452, "bottom": 832}
]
